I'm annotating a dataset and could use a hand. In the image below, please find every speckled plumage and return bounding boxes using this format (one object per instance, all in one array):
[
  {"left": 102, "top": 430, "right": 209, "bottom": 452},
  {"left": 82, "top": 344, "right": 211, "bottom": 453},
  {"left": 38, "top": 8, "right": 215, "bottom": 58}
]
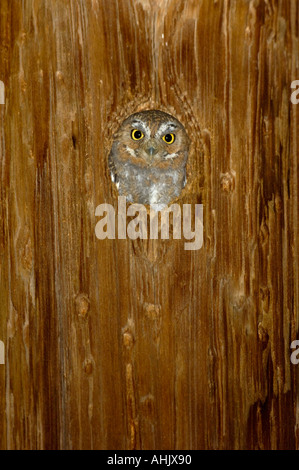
[{"left": 109, "top": 110, "right": 190, "bottom": 211}]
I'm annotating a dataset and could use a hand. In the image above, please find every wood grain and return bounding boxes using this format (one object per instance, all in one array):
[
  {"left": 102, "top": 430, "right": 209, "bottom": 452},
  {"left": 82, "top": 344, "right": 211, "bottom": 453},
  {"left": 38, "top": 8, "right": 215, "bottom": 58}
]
[{"left": 0, "top": 0, "right": 298, "bottom": 449}]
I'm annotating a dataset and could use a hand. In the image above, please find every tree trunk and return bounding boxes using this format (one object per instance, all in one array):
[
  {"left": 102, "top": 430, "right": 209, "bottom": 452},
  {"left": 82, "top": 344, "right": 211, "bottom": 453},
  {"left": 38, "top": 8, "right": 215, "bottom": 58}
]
[{"left": 0, "top": 0, "right": 298, "bottom": 450}]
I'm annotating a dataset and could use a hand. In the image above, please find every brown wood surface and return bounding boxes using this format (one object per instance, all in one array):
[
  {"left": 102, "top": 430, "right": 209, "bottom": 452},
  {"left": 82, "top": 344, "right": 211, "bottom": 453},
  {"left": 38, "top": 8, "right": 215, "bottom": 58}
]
[{"left": 0, "top": 0, "right": 298, "bottom": 450}]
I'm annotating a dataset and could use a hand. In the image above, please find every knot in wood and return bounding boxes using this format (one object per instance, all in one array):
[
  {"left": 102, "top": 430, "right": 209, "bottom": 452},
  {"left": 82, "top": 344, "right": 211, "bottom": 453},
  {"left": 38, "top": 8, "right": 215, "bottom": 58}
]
[
  {"left": 75, "top": 293, "right": 90, "bottom": 318},
  {"left": 220, "top": 170, "right": 236, "bottom": 193}
]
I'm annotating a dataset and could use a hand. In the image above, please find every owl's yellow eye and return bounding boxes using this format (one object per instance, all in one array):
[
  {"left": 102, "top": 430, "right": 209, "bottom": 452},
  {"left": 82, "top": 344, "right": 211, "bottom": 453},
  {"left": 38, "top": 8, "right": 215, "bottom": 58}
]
[
  {"left": 163, "top": 133, "right": 175, "bottom": 144},
  {"left": 131, "top": 129, "right": 144, "bottom": 141}
]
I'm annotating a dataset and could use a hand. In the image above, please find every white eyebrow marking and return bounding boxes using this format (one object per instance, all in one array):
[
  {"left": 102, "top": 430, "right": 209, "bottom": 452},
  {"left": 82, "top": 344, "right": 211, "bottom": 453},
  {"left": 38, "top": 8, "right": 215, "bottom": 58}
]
[
  {"left": 131, "top": 120, "right": 150, "bottom": 136},
  {"left": 164, "top": 153, "right": 178, "bottom": 160},
  {"left": 126, "top": 146, "right": 137, "bottom": 157},
  {"left": 156, "top": 122, "right": 178, "bottom": 136}
]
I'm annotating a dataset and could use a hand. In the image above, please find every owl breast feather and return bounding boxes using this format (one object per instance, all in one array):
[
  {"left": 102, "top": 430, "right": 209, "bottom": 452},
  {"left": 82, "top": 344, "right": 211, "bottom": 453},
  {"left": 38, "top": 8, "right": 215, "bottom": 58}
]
[{"left": 115, "top": 164, "right": 185, "bottom": 208}]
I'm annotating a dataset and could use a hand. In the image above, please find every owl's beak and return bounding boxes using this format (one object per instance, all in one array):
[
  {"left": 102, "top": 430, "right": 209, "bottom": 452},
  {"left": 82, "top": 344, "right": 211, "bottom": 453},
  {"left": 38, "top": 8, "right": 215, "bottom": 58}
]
[{"left": 146, "top": 146, "right": 158, "bottom": 157}]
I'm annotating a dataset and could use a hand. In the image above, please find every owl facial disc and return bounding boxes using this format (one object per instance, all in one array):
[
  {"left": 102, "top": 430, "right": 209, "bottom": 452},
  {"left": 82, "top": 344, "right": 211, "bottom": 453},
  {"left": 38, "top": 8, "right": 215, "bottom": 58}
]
[{"left": 108, "top": 109, "right": 190, "bottom": 208}]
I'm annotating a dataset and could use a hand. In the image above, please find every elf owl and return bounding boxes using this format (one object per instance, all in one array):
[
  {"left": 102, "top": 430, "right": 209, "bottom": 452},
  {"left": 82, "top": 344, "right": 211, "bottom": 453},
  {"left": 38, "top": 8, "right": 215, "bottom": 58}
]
[{"left": 109, "top": 110, "right": 190, "bottom": 211}]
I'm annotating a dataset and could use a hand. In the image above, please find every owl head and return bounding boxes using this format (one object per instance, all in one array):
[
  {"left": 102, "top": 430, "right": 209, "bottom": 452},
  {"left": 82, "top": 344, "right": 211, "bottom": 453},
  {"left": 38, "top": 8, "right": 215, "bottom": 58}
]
[{"left": 111, "top": 109, "right": 190, "bottom": 170}]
